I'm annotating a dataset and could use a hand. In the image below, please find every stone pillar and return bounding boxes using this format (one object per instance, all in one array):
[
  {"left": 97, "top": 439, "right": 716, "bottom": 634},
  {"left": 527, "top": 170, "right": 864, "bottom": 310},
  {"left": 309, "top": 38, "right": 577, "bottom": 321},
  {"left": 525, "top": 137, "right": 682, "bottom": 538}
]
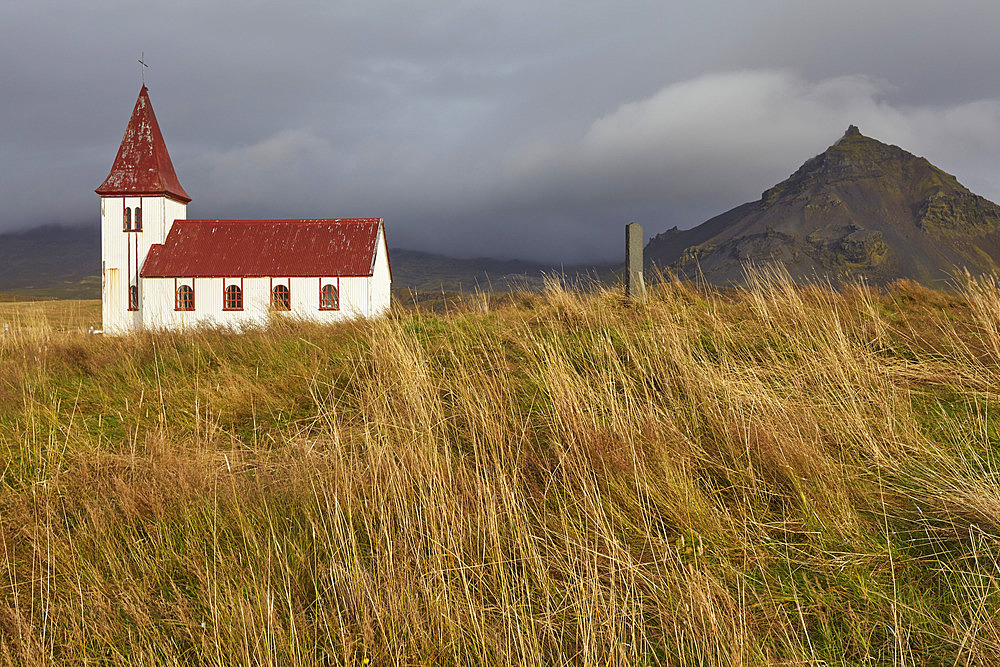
[{"left": 625, "top": 222, "right": 646, "bottom": 299}]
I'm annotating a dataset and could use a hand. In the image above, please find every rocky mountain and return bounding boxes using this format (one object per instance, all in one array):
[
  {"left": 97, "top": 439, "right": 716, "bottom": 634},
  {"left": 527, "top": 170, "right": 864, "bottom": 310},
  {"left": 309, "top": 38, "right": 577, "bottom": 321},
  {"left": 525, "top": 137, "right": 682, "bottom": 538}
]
[{"left": 646, "top": 126, "right": 1000, "bottom": 286}]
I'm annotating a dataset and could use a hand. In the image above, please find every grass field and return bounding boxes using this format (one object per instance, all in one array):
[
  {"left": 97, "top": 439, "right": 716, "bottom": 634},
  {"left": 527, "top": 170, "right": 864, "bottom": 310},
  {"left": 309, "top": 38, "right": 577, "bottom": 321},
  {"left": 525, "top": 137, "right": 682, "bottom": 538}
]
[
  {"left": 2, "top": 271, "right": 1000, "bottom": 664},
  {"left": 0, "top": 299, "right": 100, "bottom": 333}
]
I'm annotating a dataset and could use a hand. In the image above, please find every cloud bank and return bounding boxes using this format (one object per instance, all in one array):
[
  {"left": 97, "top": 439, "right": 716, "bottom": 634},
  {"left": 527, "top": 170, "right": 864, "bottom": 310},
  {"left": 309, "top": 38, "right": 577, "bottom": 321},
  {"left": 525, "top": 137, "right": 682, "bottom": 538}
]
[
  {"left": 180, "top": 70, "right": 1000, "bottom": 261},
  {"left": 4, "top": 0, "right": 1000, "bottom": 262}
]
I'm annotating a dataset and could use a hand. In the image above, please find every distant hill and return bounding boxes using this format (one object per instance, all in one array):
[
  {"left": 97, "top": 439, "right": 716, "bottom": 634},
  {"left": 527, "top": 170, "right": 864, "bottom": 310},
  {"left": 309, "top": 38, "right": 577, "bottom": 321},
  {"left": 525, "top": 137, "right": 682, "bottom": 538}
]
[
  {"left": 0, "top": 225, "right": 100, "bottom": 299},
  {"left": 0, "top": 225, "right": 610, "bottom": 300},
  {"left": 390, "top": 249, "right": 614, "bottom": 294},
  {"left": 646, "top": 126, "right": 1000, "bottom": 285}
]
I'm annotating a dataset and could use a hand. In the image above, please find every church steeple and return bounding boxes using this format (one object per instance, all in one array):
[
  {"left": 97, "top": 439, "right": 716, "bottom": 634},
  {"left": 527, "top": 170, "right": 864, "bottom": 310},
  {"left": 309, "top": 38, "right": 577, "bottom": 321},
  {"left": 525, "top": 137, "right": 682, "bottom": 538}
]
[
  {"left": 98, "top": 84, "right": 189, "bottom": 334},
  {"left": 96, "top": 86, "right": 191, "bottom": 203}
]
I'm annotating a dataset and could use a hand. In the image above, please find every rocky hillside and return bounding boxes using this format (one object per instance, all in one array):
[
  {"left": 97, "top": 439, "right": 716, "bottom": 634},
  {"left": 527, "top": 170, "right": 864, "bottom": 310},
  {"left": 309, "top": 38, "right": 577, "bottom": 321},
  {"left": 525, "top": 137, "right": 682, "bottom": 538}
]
[{"left": 646, "top": 126, "right": 1000, "bottom": 285}]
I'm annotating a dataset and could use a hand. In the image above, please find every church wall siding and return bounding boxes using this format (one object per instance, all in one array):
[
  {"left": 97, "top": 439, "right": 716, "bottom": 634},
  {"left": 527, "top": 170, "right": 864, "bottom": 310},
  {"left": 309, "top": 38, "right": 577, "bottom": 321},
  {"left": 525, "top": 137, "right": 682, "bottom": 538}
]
[
  {"left": 101, "top": 195, "right": 186, "bottom": 334},
  {"left": 370, "top": 227, "right": 392, "bottom": 317},
  {"left": 140, "top": 274, "right": 378, "bottom": 330},
  {"left": 164, "top": 199, "right": 188, "bottom": 236}
]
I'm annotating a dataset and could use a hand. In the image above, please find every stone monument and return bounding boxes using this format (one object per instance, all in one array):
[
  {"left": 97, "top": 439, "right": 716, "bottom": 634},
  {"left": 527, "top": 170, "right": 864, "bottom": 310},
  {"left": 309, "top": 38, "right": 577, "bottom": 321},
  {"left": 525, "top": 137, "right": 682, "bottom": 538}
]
[{"left": 625, "top": 222, "right": 646, "bottom": 300}]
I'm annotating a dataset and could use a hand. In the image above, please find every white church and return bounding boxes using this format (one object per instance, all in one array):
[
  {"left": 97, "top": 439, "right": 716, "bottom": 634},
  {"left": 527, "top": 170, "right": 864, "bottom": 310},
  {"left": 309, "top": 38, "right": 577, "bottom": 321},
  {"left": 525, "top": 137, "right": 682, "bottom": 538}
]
[{"left": 97, "top": 86, "right": 391, "bottom": 334}]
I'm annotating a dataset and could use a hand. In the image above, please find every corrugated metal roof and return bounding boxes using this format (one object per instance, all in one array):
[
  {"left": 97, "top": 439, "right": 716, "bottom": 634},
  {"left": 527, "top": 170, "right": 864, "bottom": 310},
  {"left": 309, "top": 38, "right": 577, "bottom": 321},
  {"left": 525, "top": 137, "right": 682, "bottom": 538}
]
[
  {"left": 140, "top": 219, "right": 383, "bottom": 278},
  {"left": 95, "top": 86, "right": 192, "bottom": 203}
]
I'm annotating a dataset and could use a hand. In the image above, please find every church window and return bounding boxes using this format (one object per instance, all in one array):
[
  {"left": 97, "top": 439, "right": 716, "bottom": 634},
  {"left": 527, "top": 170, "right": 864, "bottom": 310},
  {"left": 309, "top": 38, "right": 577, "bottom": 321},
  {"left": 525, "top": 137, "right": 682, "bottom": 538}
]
[
  {"left": 134, "top": 207, "right": 142, "bottom": 230},
  {"left": 124, "top": 207, "right": 131, "bottom": 230},
  {"left": 176, "top": 284, "right": 194, "bottom": 311},
  {"left": 128, "top": 285, "right": 139, "bottom": 311},
  {"left": 320, "top": 283, "right": 339, "bottom": 310},
  {"left": 224, "top": 284, "right": 243, "bottom": 310},
  {"left": 271, "top": 284, "right": 291, "bottom": 310}
]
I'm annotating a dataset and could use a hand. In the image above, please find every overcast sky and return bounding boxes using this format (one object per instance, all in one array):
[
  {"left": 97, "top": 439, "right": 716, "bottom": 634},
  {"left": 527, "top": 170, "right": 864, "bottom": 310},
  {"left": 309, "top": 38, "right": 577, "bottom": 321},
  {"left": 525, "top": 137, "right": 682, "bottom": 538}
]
[{"left": 4, "top": 1, "right": 1000, "bottom": 262}]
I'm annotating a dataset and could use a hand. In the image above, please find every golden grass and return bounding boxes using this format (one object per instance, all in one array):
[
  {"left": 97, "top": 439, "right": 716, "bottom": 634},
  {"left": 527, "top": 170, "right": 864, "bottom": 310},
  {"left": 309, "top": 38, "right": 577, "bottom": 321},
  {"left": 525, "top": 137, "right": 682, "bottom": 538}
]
[
  {"left": 0, "top": 299, "right": 100, "bottom": 334},
  {"left": 2, "top": 271, "right": 1000, "bottom": 664}
]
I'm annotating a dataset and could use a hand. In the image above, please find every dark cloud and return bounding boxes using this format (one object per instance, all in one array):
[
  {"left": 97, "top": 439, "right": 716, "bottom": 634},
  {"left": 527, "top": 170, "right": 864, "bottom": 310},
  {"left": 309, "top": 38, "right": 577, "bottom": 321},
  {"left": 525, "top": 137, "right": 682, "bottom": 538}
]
[{"left": 3, "top": 1, "right": 1000, "bottom": 261}]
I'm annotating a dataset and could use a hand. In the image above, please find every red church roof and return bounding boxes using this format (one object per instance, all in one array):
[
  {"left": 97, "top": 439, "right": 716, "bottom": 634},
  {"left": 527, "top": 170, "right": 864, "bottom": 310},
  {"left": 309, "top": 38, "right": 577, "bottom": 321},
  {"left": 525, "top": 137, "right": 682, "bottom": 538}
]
[
  {"left": 140, "top": 219, "right": 384, "bottom": 278},
  {"left": 96, "top": 86, "right": 191, "bottom": 203}
]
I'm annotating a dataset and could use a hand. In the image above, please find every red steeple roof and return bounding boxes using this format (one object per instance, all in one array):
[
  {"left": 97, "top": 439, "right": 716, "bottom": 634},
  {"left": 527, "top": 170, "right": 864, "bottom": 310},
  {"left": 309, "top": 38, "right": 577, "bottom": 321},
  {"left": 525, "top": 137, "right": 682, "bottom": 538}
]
[{"left": 96, "top": 86, "right": 191, "bottom": 203}]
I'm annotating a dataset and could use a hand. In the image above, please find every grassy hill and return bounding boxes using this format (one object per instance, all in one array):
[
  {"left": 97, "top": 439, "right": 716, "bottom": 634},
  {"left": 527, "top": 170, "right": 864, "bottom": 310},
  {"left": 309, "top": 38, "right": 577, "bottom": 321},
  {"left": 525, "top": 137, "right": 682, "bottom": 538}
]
[
  {"left": 3, "top": 273, "right": 1000, "bottom": 663},
  {"left": 0, "top": 225, "right": 100, "bottom": 300},
  {"left": 389, "top": 248, "right": 564, "bottom": 292}
]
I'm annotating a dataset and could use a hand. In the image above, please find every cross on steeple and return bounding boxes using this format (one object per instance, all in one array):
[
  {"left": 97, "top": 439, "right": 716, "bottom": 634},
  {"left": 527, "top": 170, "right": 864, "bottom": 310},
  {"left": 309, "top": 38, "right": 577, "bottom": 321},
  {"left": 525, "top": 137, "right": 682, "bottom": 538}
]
[{"left": 138, "top": 52, "right": 149, "bottom": 86}]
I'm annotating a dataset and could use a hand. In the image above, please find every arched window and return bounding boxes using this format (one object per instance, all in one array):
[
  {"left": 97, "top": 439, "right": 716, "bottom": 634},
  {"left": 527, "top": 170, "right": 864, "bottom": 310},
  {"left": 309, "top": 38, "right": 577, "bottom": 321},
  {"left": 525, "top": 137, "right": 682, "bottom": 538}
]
[
  {"left": 176, "top": 284, "right": 194, "bottom": 311},
  {"left": 271, "top": 284, "right": 290, "bottom": 310},
  {"left": 134, "top": 207, "right": 142, "bottom": 231},
  {"left": 320, "top": 283, "right": 339, "bottom": 310},
  {"left": 224, "top": 284, "right": 243, "bottom": 310},
  {"left": 124, "top": 207, "right": 131, "bottom": 230},
  {"left": 128, "top": 285, "right": 139, "bottom": 311}
]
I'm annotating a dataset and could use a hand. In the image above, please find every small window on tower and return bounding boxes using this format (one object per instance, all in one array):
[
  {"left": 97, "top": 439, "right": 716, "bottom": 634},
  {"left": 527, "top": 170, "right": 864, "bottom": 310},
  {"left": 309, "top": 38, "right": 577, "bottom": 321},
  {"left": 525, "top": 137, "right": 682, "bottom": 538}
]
[
  {"left": 320, "top": 283, "right": 339, "bottom": 310},
  {"left": 271, "top": 284, "right": 290, "bottom": 311},
  {"left": 176, "top": 284, "right": 194, "bottom": 311},
  {"left": 124, "top": 207, "right": 132, "bottom": 230},
  {"left": 224, "top": 284, "right": 243, "bottom": 310},
  {"left": 134, "top": 207, "right": 142, "bottom": 231},
  {"left": 128, "top": 285, "right": 139, "bottom": 311}
]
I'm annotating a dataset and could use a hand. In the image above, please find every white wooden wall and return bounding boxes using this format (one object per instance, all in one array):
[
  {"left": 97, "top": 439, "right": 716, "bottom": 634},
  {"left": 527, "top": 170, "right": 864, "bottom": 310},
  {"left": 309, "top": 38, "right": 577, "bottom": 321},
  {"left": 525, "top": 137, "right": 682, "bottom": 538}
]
[
  {"left": 370, "top": 225, "right": 391, "bottom": 316},
  {"left": 101, "top": 195, "right": 187, "bottom": 333},
  {"left": 141, "top": 275, "right": 378, "bottom": 330}
]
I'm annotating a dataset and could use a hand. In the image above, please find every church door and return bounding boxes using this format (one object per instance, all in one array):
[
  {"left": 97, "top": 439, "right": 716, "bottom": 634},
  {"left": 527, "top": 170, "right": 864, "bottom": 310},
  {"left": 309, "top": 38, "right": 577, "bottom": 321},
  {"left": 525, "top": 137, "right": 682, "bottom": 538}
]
[{"left": 105, "top": 268, "right": 121, "bottom": 313}]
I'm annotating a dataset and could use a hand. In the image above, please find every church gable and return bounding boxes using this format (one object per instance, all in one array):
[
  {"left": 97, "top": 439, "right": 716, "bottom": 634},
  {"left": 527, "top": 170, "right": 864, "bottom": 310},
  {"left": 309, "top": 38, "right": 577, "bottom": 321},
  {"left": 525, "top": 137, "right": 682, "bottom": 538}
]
[{"left": 140, "top": 219, "right": 384, "bottom": 278}]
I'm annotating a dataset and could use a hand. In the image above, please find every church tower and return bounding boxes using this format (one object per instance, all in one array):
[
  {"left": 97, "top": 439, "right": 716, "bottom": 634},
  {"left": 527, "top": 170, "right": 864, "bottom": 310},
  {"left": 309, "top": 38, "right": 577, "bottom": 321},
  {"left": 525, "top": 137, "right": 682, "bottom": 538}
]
[{"left": 96, "top": 86, "right": 190, "bottom": 333}]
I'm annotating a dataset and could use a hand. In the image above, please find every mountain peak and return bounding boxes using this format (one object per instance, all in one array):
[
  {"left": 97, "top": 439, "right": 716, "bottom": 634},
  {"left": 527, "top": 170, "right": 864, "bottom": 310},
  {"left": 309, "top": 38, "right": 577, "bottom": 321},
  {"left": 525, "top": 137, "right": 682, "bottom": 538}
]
[
  {"left": 764, "top": 125, "right": 959, "bottom": 206},
  {"left": 645, "top": 127, "right": 1000, "bottom": 285},
  {"left": 831, "top": 125, "right": 887, "bottom": 154}
]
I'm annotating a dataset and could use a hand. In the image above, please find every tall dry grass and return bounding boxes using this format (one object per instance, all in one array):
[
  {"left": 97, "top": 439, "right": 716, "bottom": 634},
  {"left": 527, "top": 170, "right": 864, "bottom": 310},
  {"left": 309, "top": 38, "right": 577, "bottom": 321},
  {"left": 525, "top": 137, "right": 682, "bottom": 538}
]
[{"left": 2, "top": 270, "right": 1000, "bottom": 664}]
